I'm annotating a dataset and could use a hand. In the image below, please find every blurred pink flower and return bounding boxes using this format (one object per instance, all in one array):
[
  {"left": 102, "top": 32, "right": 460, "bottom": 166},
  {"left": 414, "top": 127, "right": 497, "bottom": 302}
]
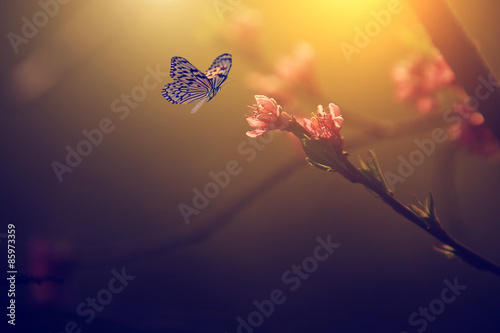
[
  {"left": 275, "top": 42, "right": 315, "bottom": 82},
  {"left": 246, "top": 72, "right": 297, "bottom": 108},
  {"left": 285, "top": 126, "right": 308, "bottom": 158},
  {"left": 27, "top": 237, "right": 73, "bottom": 305},
  {"left": 246, "top": 95, "right": 294, "bottom": 138},
  {"left": 275, "top": 41, "right": 321, "bottom": 97},
  {"left": 303, "top": 103, "right": 344, "bottom": 145},
  {"left": 392, "top": 52, "right": 456, "bottom": 113},
  {"left": 449, "top": 103, "right": 500, "bottom": 157}
]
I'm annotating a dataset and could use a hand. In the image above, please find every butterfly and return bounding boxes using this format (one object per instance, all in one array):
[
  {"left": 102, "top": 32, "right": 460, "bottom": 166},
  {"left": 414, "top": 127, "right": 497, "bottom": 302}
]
[{"left": 161, "top": 53, "right": 232, "bottom": 113}]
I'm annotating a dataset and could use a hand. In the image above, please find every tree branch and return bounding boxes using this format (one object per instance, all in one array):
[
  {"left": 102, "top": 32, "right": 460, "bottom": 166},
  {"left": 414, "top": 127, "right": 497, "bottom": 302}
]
[{"left": 409, "top": 0, "right": 500, "bottom": 141}]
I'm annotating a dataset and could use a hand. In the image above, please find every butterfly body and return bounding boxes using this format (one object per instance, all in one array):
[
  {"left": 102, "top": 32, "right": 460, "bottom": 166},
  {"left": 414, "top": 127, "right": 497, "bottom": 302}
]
[{"left": 162, "top": 53, "right": 232, "bottom": 113}]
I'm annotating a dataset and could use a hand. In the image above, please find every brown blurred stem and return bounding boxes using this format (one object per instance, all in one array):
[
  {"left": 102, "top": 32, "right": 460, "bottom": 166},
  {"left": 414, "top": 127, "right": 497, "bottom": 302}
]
[
  {"left": 83, "top": 155, "right": 306, "bottom": 267},
  {"left": 409, "top": 0, "right": 500, "bottom": 141},
  {"left": 82, "top": 112, "right": 449, "bottom": 268}
]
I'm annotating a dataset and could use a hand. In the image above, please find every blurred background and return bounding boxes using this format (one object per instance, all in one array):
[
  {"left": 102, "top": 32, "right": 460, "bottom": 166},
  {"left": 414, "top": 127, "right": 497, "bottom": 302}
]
[{"left": 1, "top": 0, "right": 500, "bottom": 332}]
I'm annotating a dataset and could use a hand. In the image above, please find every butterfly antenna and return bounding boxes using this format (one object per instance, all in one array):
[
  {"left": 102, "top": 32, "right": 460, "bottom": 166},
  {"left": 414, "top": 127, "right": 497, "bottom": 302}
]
[{"left": 222, "top": 79, "right": 236, "bottom": 87}]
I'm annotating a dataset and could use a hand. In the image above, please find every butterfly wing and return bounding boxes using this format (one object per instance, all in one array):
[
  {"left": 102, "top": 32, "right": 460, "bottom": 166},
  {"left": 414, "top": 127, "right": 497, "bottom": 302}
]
[
  {"left": 205, "top": 53, "right": 232, "bottom": 90},
  {"left": 162, "top": 56, "right": 213, "bottom": 105},
  {"left": 162, "top": 54, "right": 231, "bottom": 112},
  {"left": 161, "top": 81, "right": 209, "bottom": 105},
  {"left": 169, "top": 56, "right": 213, "bottom": 89}
]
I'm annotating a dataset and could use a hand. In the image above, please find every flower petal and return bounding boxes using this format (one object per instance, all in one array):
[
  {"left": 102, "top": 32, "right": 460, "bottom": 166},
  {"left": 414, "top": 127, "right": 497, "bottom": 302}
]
[
  {"left": 334, "top": 117, "right": 344, "bottom": 129},
  {"left": 246, "top": 128, "right": 267, "bottom": 138},
  {"left": 328, "top": 103, "right": 341, "bottom": 117},
  {"left": 316, "top": 105, "right": 325, "bottom": 117},
  {"left": 255, "top": 95, "right": 277, "bottom": 113},
  {"left": 256, "top": 113, "right": 277, "bottom": 122},
  {"left": 246, "top": 117, "right": 268, "bottom": 128}
]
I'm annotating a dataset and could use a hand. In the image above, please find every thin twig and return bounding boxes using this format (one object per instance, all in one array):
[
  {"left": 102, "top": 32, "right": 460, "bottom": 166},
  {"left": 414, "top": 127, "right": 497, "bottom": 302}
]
[{"left": 341, "top": 153, "right": 500, "bottom": 277}]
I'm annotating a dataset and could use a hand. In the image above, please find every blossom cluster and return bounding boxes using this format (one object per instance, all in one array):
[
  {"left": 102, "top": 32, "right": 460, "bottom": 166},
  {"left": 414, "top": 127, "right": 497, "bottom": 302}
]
[
  {"left": 391, "top": 52, "right": 456, "bottom": 113},
  {"left": 245, "top": 95, "right": 344, "bottom": 147},
  {"left": 392, "top": 51, "right": 499, "bottom": 156}
]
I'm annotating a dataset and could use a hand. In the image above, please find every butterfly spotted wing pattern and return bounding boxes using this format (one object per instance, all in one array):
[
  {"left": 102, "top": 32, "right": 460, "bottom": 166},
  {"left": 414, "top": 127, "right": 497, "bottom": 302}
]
[
  {"left": 161, "top": 53, "right": 232, "bottom": 113},
  {"left": 162, "top": 57, "right": 211, "bottom": 104},
  {"left": 205, "top": 53, "right": 232, "bottom": 89}
]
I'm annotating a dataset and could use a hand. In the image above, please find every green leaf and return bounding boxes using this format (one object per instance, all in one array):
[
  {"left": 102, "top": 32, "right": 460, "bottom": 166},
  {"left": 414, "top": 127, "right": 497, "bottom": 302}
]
[
  {"left": 412, "top": 194, "right": 425, "bottom": 210},
  {"left": 433, "top": 244, "right": 461, "bottom": 261},
  {"left": 409, "top": 204, "right": 429, "bottom": 219},
  {"left": 358, "top": 150, "right": 393, "bottom": 195},
  {"left": 358, "top": 155, "right": 370, "bottom": 171},
  {"left": 305, "top": 158, "right": 334, "bottom": 172},
  {"left": 411, "top": 193, "right": 442, "bottom": 230},
  {"left": 426, "top": 193, "right": 438, "bottom": 220},
  {"left": 368, "top": 150, "right": 393, "bottom": 194},
  {"left": 301, "top": 137, "right": 346, "bottom": 174},
  {"left": 363, "top": 186, "right": 381, "bottom": 198}
]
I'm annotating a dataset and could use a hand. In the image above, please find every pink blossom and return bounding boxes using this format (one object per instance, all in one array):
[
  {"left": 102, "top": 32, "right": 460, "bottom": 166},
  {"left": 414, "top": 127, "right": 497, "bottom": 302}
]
[
  {"left": 449, "top": 103, "right": 500, "bottom": 156},
  {"left": 246, "top": 95, "right": 293, "bottom": 138},
  {"left": 429, "top": 53, "right": 455, "bottom": 87},
  {"left": 303, "top": 103, "right": 344, "bottom": 144},
  {"left": 392, "top": 52, "right": 456, "bottom": 113}
]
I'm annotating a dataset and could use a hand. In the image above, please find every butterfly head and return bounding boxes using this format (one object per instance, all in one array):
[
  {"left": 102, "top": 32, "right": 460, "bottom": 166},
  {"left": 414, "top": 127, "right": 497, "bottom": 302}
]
[{"left": 206, "top": 86, "right": 221, "bottom": 101}]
